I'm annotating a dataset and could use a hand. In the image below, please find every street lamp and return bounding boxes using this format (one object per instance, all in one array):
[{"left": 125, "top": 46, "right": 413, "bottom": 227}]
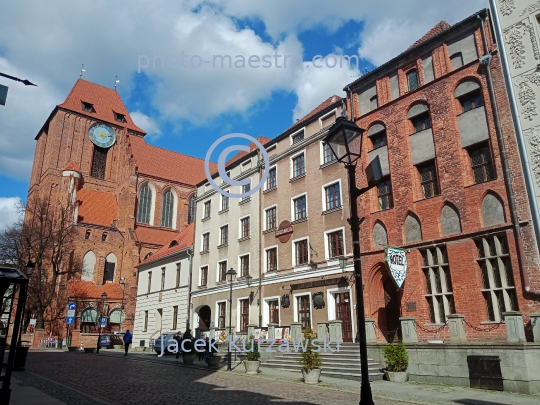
[
  {"left": 245, "top": 273, "right": 252, "bottom": 287},
  {"left": 96, "top": 292, "right": 107, "bottom": 354},
  {"left": 324, "top": 116, "right": 375, "bottom": 405},
  {"left": 17, "top": 260, "right": 35, "bottom": 348},
  {"left": 226, "top": 267, "right": 237, "bottom": 371}
]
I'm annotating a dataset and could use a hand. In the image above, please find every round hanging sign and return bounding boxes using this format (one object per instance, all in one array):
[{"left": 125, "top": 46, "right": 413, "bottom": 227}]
[{"left": 276, "top": 220, "right": 294, "bottom": 243}]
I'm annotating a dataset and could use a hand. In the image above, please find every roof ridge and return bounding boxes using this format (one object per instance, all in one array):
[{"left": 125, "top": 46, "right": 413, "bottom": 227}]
[{"left": 77, "top": 78, "right": 120, "bottom": 95}]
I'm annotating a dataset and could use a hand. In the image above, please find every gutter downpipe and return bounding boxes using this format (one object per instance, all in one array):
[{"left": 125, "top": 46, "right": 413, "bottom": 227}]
[
  {"left": 479, "top": 13, "right": 540, "bottom": 297},
  {"left": 258, "top": 150, "right": 263, "bottom": 328}
]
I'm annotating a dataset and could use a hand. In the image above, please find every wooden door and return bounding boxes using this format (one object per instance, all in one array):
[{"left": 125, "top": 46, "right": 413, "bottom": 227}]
[{"left": 335, "top": 292, "right": 352, "bottom": 342}]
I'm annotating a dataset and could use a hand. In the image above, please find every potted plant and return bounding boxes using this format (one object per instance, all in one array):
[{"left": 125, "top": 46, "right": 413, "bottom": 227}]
[
  {"left": 298, "top": 327, "right": 322, "bottom": 384},
  {"left": 206, "top": 338, "right": 222, "bottom": 369},
  {"left": 243, "top": 335, "right": 261, "bottom": 374},
  {"left": 383, "top": 341, "right": 409, "bottom": 383},
  {"left": 181, "top": 330, "right": 196, "bottom": 365}
]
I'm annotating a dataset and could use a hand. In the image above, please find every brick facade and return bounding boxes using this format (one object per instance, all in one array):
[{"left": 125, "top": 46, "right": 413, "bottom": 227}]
[{"left": 347, "top": 11, "right": 540, "bottom": 342}]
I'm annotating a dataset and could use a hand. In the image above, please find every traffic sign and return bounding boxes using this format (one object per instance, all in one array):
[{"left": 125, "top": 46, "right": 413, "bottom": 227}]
[
  {"left": 68, "top": 302, "right": 76, "bottom": 310},
  {"left": 66, "top": 316, "right": 74, "bottom": 325},
  {"left": 100, "top": 317, "right": 107, "bottom": 327},
  {"left": 67, "top": 310, "right": 75, "bottom": 317}
]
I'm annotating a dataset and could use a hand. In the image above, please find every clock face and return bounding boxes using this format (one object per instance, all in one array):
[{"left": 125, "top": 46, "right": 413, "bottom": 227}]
[{"left": 88, "top": 123, "right": 116, "bottom": 148}]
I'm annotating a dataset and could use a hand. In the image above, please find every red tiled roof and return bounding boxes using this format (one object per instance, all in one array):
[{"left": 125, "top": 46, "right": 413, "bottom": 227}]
[
  {"left": 58, "top": 79, "right": 145, "bottom": 133},
  {"left": 134, "top": 224, "right": 181, "bottom": 247},
  {"left": 408, "top": 21, "right": 451, "bottom": 50},
  {"left": 129, "top": 135, "right": 217, "bottom": 185},
  {"left": 139, "top": 223, "right": 194, "bottom": 265},
  {"left": 226, "top": 136, "right": 272, "bottom": 166},
  {"left": 63, "top": 161, "right": 81, "bottom": 172},
  {"left": 288, "top": 95, "right": 343, "bottom": 131},
  {"left": 67, "top": 280, "right": 124, "bottom": 300},
  {"left": 77, "top": 188, "right": 118, "bottom": 227}
]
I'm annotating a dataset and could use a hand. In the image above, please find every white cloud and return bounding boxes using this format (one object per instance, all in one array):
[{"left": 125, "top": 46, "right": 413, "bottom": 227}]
[
  {"left": 0, "top": 197, "right": 22, "bottom": 231},
  {"left": 0, "top": 0, "right": 487, "bottom": 182},
  {"left": 130, "top": 111, "right": 162, "bottom": 140}
]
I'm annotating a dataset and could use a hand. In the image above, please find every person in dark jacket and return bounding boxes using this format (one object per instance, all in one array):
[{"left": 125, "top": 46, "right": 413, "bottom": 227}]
[
  {"left": 174, "top": 331, "right": 183, "bottom": 360},
  {"left": 123, "top": 330, "right": 133, "bottom": 356}
]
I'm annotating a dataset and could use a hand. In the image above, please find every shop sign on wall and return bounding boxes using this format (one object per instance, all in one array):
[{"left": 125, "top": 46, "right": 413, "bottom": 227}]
[
  {"left": 385, "top": 247, "right": 408, "bottom": 288},
  {"left": 276, "top": 220, "right": 294, "bottom": 243}
]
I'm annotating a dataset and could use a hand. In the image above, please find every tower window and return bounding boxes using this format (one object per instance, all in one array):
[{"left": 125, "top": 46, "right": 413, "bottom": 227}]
[
  {"left": 90, "top": 146, "right": 108, "bottom": 179},
  {"left": 407, "top": 70, "right": 419, "bottom": 91},
  {"left": 101, "top": 232, "right": 107, "bottom": 242},
  {"left": 114, "top": 112, "right": 126, "bottom": 122},
  {"left": 81, "top": 101, "right": 95, "bottom": 113}
]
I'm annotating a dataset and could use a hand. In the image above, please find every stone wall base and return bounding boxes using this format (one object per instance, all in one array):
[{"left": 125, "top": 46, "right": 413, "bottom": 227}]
[{"left": 367, "top": 343, "right": 540, "bottom": 395}]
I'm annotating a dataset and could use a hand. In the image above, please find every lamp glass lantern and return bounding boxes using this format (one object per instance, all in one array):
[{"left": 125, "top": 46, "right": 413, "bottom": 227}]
[
  {"left": 324, "top": 117, "right": 364, "bottom": 165},
  {"left": 245, "top": 273, "right": 253, "bottom": 286},
  {"left": 339, "top": 257, "right": 348, "bottom": 270},
  {"left": 25, "top": 260, "right": 35, "bottom": 277},
  {"left": 226, "top": 268, "right": 237, "bottom": 283}
]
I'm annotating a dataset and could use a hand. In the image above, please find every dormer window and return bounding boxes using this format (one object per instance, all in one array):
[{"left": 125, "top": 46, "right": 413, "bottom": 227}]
[
  {"left": 101, "top": 232, "right": 108, "bottom": 242},
  {"left": 82, "top": 101, "right": 95, "bottom": 113},
  {"left": 169, "top": 240, "right": 179, "bottom": 248},
  {"left": 114, "top": 112, "right": 126, "bottom": 123}
]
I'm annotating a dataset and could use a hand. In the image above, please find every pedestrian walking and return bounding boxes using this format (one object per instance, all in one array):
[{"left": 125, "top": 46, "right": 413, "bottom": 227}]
[
  {"left": 203, "top": 337, "right": 210, "bottom": 363},
  {"left": 174, "top": 331, "right": 182, "bottom": 360},
  {"left": 123, "top": 330, "right": 132, "bottom": 356},
  {"left": 198, "top": 335, "right": 206, "bottom": 361}
]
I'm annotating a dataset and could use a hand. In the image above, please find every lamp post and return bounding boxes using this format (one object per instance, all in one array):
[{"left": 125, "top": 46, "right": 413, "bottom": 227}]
[
  {"left": 16, "top": 260, "right": 35, "bottom": 350},
  {"left": 226, "top": 268, "right": 237, "bottom": 371},
  {"left": 96, "top": 292, "right": 107, "bottom": 353},
  {"left": 324, "top": 116, "right": 375, "bottom": 405}
]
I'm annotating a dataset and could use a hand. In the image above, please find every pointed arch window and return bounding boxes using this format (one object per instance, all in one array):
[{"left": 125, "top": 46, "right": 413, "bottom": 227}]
[
  {"left": 187, "top": 195, "right": 195, "bottom": 224},
  {"left": 138, "top": 184, "right": 152, "bottom": 224},
  {"left": 161, "top": 189, "right": 174, "bottom": 228}
]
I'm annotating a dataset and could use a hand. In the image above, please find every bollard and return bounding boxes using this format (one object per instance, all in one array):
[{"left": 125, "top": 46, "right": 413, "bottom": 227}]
[
  {"left": 447, "top": 314, "right": 467, "bottom": 343},
  {"left": 399, "top": 317, "right": 418, "bottom": 343}
]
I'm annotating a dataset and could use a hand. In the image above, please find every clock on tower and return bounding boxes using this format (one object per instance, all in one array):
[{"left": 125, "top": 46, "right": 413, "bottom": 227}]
[{"left": 88, "top": 123, "right": 116, "bottom": 148}]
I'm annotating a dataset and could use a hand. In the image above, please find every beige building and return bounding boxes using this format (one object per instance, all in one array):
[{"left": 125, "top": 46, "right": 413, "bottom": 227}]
[{"left": 190, "top": 95, "right": 359, "bottom": 342}]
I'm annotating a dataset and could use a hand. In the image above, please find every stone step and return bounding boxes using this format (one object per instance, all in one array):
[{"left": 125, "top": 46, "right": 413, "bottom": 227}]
[
  {"left": 265, "top": 358, "right": 380, "bottom": 370},
  {"left": 261, "top": 365, "right": 384, "bottom": 381}
]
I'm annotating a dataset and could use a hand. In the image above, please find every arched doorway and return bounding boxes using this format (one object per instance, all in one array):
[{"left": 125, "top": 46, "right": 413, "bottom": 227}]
[
  {"left": 383, "top": 277, "right": 401, "bottom": 342},
  {"left": 194, "top": 305, "right": 211, "bottom": 338}
]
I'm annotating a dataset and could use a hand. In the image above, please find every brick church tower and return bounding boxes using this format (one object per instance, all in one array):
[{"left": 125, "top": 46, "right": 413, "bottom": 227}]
[{"left": 27, "top": 79, "right": 210, "bottom": 337}]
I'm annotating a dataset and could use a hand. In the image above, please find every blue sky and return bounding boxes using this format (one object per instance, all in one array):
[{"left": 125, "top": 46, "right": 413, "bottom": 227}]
[{"left": 0, "top": 0, "right": 486, "bottom": 230}]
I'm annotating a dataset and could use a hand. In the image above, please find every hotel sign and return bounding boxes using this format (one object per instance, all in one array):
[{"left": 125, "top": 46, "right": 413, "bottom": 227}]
[
  {"left": 276, "top": 220, "right": 294, "bottom": 243},
  {"left": 386, "top": 247, "right": 408, "bottom": 288},
  {"left": 290, "top": 276, "right": 347, "bottom": 291}
]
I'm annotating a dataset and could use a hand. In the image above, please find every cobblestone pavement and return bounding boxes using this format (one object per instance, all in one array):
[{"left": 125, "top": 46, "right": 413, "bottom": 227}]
[{"left": 20, "top": 351, "right": 408, "bottom": 405}]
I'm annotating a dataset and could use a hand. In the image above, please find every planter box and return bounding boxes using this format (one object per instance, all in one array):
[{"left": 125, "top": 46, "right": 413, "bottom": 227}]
[
  {"left": 385, "top": 371, "right": 408, "bottom": 383},
  {"left": 244, "top": 360, "right": 260, "bottom": 374},
  {"left": 207, "top": 355, "right": 222, "bottom": 369},
  {"left": 182, "top": 352, "right": 196, "bottom": 365},
  {"left": 84, "top": 348, "right": 95, "bottom": 354},
  {"left": 302, "top": 368, "right": 321, "bottom": 384},
  {"left": 68, "top": 347, "right": 78, "bottom": 352}
]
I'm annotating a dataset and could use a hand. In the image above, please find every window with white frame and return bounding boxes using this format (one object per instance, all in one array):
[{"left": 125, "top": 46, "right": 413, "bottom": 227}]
[
  {"left": 327, "top": 230, "right": 344, "bottom": 258},
  {"left": 266, "top": 206, "right": 277, "bottom": 230},
  {"left": 269, "top": 299, "right": 279, "bottom": 324},
  {"left": 294, "top": 239, "right": 309, "bottom": 266},
  {"left": 217, "top": 302, "right": 226, "bottom": 329},
  {"left": 200, "top": 266, "right": 208, "bottom": 286},
  {"left": 421, "top": 246, "right": 455, "bottom": 324},
  {"left": 293, "top": 195, "right": 307, "bottom": 220},
  {"left": 267, "top": 167, "right": 277, "bottom": 189},
  {"left": 203, "top": 200, "right": 211, "bottom": 219},
  {"left": 201, "top": 232, "right": 210, "bottom": 252},
  {"left": 240, "top": 254, "right": 250, "bottom": 277},
  {"left": 175, "top": 263, "right": 181, "bottom": 288},
  {"left": 323, "top": 142, "right": 337, "bottom": 164},
  {"left": 240, "top": 216, "right": 250, "bottom": 238},
  {"left": 324, "top": 182, "right": 341, "bottom": 210},
  {"left": 291, "top": 129, "right": 304, "bottom": 144},
  {"left": 218, "top": 260, "right": 227, "bottom": 282},
  {"left": 241, "top": 181, "right": 251, "bottom": 201},
  {"left": 266, "top": 247, "right": 277, "bottom": 271},
  {"left": 221, "top": 191, "right": 229, "bottom": 212},
  {"left": 475, "top": 234, "right": 518, "bottom": 322},
  {"left": 161, "top": 267, "right": 166, "bottom": 291},
  {"left": 292, "top": 153, "right": 306, "bottom": 178},
  {"left": 219, "top": 225, "right": 228, "bottom": 246},
  {"left": 297, "top": 295, "right": 311, "bottom": 330},
  {"left": 239, "top": 299, "right": 249, "bottom": 332}
]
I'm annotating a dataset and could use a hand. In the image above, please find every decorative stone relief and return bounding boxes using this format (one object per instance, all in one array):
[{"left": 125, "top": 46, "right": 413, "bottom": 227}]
[
  {"left": 517, "top": 76, "right": 538, "bottom": 121},
  {"left": 499, "top": 0, "right": 515, "bottom": 16},
  {"left": 520, "top": 1, "right": 540, "bottom": 17},
  {"left": 525, "top": 22, "right": 540, "bottom": 60},
  {"left": 505, "top": 24, "right": 526, "bottom": 69},
  {"left": 524, "top": 127, "right": 540, "bottom": 186}
]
